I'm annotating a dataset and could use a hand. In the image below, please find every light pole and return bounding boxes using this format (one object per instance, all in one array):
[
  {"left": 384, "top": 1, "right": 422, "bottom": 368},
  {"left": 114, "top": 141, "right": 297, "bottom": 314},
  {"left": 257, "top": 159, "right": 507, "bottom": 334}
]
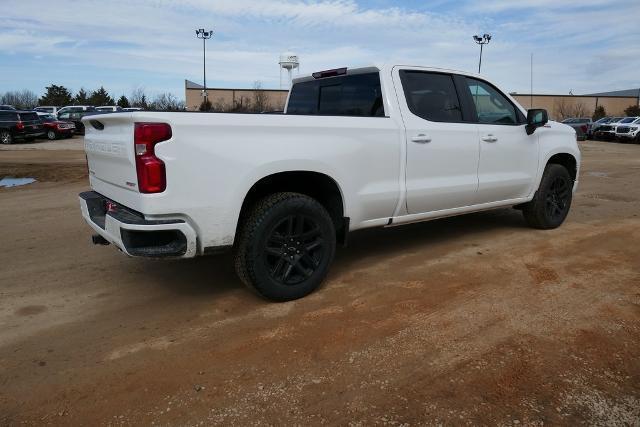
[
  {"left": 195, "top": 28, "right": 213, "bottom": 106},
  {"left": 473, "top": 33, "right": 491, "bottom": 74}
]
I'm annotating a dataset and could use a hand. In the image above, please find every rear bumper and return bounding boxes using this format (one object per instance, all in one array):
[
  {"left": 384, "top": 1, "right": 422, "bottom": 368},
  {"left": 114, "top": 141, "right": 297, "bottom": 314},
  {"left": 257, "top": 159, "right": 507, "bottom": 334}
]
[
  {"left": 79, "top": 191, "right": 197, "bottom": 258},
  {"left": 15, "top": 131, "right": 46, "bottom": 140}
]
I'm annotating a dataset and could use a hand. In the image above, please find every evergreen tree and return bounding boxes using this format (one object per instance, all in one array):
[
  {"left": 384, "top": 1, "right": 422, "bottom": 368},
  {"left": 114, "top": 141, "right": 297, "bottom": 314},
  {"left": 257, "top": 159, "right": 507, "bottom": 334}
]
[
  {"left": 624, "top": 104, "right": 640, "bottom": 117},
  {"left": 39, "top": 84, "right": 73, "bottom": 106},
  {"left": 117, "top": 95, "right": 130, "bottom": 108},
  {"left": 74, "top": 88, "right": 89, "bottom": 105},
  {"left": 88, "top": 86, "right": 115, "bottom": 106},
  {"left": 592, "top": 105, "right": 606, "bottom": 120},
  {"left": 199, "top": 99, "right": 212, "bottom": 112}
]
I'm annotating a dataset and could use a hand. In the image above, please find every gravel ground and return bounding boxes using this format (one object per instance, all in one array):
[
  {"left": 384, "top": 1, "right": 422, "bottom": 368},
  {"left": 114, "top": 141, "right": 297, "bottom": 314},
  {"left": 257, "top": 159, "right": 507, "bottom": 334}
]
[{"left": 0, "top": 140, "right": 639, "bottom": 425}]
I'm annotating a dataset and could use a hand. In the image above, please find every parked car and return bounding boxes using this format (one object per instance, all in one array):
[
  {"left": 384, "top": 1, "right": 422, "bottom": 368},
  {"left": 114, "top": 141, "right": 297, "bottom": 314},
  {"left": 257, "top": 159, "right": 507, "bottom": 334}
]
[
  {"left": 57, "top": 105, "right": 96, "bottom": 116},
  {"left": 0, "top": 105, "right": 16, "bottom": 110},
  {"left": 614, "top": 117, "right": 640, "bottom": 142},
  {"left": 36, "top": 112, "right": 75, "bottom": 140},
  {"left": 0, "top": 110, "right": 46, "bottom": 144},
  {"left": 594, "top": 116, "right": 625, "bottom": 140},
  {"left": 34, "top": 106, "right": 60, "bottom": 116},
  {"left": 561, "top": 117, "right": 591, "bottom": 141},
  {"left": 96, "top": 106, "right": 123, "bottom": 113},
  {"left": 57, "top": 110, "right": 102, "bottom": 135},
  {"left": 587, "top": 116, "right": 612, "bottom": 138},
  {"left": 79, "top": 64, "right": 580, "bottom": 301}
]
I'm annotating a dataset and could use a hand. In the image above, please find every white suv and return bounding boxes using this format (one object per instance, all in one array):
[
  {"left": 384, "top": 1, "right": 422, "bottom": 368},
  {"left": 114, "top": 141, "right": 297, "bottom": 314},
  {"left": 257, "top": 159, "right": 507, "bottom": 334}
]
[
  {"left": 57, "top": 105, "right": 96, "bottom": 116},
  {"left": 615, "top": 117, "right": 640, "bottom": 142},
  {"left": 96, "top": 106, "right": 123, "bottom": 113}
]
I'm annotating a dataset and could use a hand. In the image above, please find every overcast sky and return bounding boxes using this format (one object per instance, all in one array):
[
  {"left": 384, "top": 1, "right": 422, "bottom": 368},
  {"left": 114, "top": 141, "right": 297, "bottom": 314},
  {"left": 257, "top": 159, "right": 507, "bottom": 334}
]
[{"left": 1, "top": 0, "right": 638, "bottom": 100}]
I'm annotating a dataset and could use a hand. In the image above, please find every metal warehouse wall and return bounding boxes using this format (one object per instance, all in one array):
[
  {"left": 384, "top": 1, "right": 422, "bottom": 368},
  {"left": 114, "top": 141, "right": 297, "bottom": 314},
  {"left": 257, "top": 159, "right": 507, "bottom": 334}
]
[
  {"left": 186, "top": 86, "right": 638, "bottom": 119},
  {"left": 511, "top": 94, "right": 638, "bottom": 119},
  {"left": 185, "top": 88, "right": 288, "bottom": 111}
]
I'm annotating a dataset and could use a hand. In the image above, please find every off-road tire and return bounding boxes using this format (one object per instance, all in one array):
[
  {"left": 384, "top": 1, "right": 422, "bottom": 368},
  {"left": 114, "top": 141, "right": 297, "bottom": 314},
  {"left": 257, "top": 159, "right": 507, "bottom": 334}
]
[
  {"left": 522, "top": 164, "right": 573, "bottom": 229},
  {"left": 234, "top": 192, "right": 336, "bottom": 301}
]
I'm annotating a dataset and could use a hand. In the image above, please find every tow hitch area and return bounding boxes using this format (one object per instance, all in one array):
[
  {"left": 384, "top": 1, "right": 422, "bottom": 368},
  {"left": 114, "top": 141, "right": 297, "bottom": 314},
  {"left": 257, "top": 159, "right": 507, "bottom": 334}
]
[{"left": 92, "top": 234, "right": 110, "bottom": 245}]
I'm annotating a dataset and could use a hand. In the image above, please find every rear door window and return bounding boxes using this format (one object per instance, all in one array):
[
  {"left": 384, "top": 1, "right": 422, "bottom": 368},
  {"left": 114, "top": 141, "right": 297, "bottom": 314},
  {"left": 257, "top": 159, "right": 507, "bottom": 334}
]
[
  {"left": 398, "top": 70, "right": 463, "bottom": 122},
  {"left": 287, "top": 72, "right": 384, "bottom": 117},
  {"left": 0, "top": 112, "right": 18, "bottom": 121}
]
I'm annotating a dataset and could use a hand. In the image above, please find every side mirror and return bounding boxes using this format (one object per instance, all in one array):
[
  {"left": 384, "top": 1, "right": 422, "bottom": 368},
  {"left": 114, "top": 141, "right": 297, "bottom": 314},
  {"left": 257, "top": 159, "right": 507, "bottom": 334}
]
[{"left": 526, "top": 109, "right": 548, "bottom": 135}]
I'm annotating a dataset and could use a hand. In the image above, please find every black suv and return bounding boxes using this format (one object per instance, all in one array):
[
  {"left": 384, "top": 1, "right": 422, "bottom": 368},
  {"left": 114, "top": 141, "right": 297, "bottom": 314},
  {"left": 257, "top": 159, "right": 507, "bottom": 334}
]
[
  {"left": 57, "top": 110, "right": 102, "bottom": 135},
  {"left": 0, "top": 111, "right": 45, "bottom": 144}
]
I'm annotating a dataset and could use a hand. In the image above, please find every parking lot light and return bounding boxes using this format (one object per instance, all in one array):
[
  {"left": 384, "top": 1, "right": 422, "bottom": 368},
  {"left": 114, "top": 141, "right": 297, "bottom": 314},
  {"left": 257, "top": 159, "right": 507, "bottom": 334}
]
[
  {"left": 473, "top": 33, "right": 492, "bottom": 74},
  {"left": 195, "top": 28, "right": 214, "bottom": 106}
]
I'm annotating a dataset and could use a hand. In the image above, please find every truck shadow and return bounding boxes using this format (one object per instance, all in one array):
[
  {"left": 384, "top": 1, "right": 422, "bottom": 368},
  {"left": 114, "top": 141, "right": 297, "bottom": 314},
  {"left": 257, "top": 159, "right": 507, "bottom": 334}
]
[{"left": 139, "top": 208, "right": 527, "bottom": 298}]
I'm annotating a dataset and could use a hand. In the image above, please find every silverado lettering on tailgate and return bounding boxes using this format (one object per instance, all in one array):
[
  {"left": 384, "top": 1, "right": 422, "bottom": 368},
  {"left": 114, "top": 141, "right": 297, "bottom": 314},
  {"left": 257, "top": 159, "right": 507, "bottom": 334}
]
[{"left": 85, "top": 140, "right": 125, "bottom": 157}]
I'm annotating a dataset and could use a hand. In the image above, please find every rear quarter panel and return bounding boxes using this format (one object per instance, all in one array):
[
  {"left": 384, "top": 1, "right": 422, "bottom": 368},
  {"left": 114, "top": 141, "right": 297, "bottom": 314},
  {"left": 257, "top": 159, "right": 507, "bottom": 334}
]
[{"left": 86, "top": 111, "right": 404, "bottom": 251}]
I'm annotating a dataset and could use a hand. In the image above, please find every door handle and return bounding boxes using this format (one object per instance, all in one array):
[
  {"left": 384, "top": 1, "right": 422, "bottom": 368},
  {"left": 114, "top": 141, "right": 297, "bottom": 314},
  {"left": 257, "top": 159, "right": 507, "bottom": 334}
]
[
  {"left": 411, "top": 134, "right": 431, "bottom": 143},
  {"left": 481, "top": 134, "right": 498, "bottom": 142}
]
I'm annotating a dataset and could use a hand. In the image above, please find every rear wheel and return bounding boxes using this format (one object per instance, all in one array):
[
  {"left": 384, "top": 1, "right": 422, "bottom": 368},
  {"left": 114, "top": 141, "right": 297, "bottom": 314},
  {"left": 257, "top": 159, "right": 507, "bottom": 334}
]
[
  {"left": 47, "top": 130, "right": 57, "bottom": 140},
  {"left": 522, "top": 164, "right": 573, "bottom": 229},
  {"left": 234, "top": 192, "right": 336, "bottom": 301},
  {"left": 0, "top": 131, "right": 12, "bottom": 144}
]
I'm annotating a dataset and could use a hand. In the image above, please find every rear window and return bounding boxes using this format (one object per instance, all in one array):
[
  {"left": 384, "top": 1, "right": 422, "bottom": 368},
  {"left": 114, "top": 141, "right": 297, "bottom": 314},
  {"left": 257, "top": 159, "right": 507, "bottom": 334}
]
[
  {"left": 0, "top": 112, "right": 18, "bottom": 121},
  {"left": 287, "top": 72, "right": 384, "bottom": 117},
  {"left": 18, "top": 112, "right": 39, "bottom": 122}
]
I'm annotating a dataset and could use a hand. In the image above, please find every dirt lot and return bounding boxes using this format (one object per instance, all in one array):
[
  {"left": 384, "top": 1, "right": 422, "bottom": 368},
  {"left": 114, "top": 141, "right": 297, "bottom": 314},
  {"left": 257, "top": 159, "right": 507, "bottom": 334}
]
[{"left": 1, "top": 138, "right": 639, "bottom": 425}]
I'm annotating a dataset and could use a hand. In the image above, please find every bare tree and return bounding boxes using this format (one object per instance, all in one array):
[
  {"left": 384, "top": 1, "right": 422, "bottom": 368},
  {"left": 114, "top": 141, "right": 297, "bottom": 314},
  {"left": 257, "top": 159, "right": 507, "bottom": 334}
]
[
  {"left": 572, "top": 102, "right": 587, "bottom": 118},
  {"left": 230, "top": 95, "right": 251, "bottom": 113},
  {"left": 554, "top": 99, "right": 588, "bottom": 120},
  {"left": 252, "top": 81, "right": 270, "bottom": 113},
  {"left": 150, "top": 92, "right": 185, "bottom": 111},
  {"left": 212, "top": 99, "right": 229, "bottom": 112},
  {"left": 130, "top": 86, "right": 149, "bottom": 109},
  {"left": 1, "top": 90, "right": 38, "bottom": 109}
]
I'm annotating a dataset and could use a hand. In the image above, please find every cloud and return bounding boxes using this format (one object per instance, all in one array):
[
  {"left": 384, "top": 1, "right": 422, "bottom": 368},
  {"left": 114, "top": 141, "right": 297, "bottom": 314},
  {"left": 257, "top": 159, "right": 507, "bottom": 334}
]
[{"left": 0, "top": 0, "right": 638, "bottom": 98}]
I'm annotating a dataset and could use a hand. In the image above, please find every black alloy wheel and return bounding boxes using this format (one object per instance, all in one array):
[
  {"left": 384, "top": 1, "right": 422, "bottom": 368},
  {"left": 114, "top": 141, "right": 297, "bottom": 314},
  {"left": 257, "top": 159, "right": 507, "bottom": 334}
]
[
  {"left": 264, "top": 214, "right": 325, "bottom": 286},
  {"left": 522, "top": 164, "right": 573, "bottom": 229},
  {"left": 545, "top": 175, "right": 570, "bottom": 222},
  {"left": 234, "top": 192, "right": 336, "bottom": 301}
]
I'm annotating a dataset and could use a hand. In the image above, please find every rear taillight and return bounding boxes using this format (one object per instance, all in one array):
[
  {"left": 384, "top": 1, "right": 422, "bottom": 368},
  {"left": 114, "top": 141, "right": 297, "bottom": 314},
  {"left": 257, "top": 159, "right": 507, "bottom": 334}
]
[
  {"left": 580, "top": 125, "right": 587, "bottom": 132},
  {"left": 16, "top": 121, "right": 24, "bottom": 130},
  {"left": 134, "top": 123, "right": 172, "bottom": 193}
]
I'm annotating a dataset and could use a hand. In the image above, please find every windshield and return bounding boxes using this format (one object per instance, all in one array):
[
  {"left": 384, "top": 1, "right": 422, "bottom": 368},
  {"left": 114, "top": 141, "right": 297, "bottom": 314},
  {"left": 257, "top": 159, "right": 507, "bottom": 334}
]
[{"left": 620, "top": 117, "right": 636, "bottom": 123}]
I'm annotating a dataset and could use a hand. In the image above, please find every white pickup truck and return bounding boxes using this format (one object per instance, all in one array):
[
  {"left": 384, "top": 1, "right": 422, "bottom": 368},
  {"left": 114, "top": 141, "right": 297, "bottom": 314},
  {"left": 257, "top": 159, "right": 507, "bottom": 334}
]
[{"left": 80, "top": 64, "right": 580, "bottom": 301}]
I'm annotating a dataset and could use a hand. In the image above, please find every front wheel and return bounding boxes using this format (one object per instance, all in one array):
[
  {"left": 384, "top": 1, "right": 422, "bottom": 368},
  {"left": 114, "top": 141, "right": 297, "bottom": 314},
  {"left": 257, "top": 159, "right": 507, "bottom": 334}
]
[
  {"left": 522, "top": 164, "right": 573, "bottom": 229},
  {"left": 234, "top": 192, "right": 336, "bottom": 301},
  {"left": 47, "top": 130, "right": 57, "bottom": 140}
]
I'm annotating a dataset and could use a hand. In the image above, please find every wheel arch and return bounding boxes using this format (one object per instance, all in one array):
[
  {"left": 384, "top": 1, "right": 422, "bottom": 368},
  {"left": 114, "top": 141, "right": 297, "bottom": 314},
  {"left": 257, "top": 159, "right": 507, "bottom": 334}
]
[
  {"left": 546, "top": 152, "right": 578, "bottom": 181},
  {"left": 236, "top": 170, "right": 348, "bottom": 245}
]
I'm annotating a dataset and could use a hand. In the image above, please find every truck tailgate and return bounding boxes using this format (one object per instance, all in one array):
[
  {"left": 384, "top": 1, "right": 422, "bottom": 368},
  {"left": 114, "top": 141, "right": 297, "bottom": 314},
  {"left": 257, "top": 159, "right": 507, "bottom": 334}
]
[{"left": 84, "top": 114, "right": 138, "bottom": 194}]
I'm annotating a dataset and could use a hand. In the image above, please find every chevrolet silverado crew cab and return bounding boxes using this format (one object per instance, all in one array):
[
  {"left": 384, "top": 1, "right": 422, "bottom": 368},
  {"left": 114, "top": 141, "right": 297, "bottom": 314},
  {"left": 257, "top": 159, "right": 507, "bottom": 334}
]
[{"left": 80, "top": 64, "right": 580, "bottom": 301}]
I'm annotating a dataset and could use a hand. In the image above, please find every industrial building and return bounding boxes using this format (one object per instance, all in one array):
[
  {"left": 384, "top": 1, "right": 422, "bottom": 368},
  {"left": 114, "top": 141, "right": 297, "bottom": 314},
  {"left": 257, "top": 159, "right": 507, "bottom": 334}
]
[{"left": 185, "top": 79, "right": 639, "bottom": 119}]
